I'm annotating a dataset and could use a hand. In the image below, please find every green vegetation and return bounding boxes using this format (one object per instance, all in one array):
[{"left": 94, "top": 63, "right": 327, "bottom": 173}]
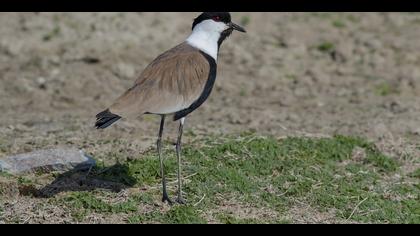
[
  {"left": 0, "top": 172, "right": 13, "bottom": 178},
  {"left": 17, "top": 176, "right": 33, "bottom": 185},
  {"left": 409, "top": 168, "right": 420, "bottom": 179},
  {"left": 317, "top": 42, "right": 335, "bottom": 53},
  {"left": 2, "top": 134, "right": 418, "bottom": 223},
  {"left": 239, "top": 88, "right": 247, "bottom": 97},
  {"left": 240, "top": 16, "right": 251, "bottom": 27},
  {"left": 375, "top": 82, "right": 400, "bottom": 96},
  {"left": 332, "top": 20, "right": 346, "bottom": 28},
  {"left": 60, "top": 192, "right": 138, "bottom": 221},
  {"left": 347, "top": 15, "right": 361, "bottom": 23},
  {"left": 42, "top": 26, "right": 61, "bottom": 42},
  {"left": 127, "top": 205, "right": 206, "bottom": 224}
]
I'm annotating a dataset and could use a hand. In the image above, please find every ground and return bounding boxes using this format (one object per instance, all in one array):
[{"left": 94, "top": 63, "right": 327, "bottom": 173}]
[{"left": 0, "top": 12, "right": 419, "bottom": 224}]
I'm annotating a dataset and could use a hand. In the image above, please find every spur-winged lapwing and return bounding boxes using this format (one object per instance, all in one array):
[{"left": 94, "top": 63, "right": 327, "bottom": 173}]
[{"left": 95, "top": 12, "right": 246, "bottom": 204}]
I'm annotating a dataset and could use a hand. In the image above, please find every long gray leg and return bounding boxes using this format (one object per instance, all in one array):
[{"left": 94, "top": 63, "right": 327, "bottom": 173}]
[
  {"left": 157, "top": 115, "right": 172, "bottom": 204},
  {"left": 175, "top": 117, "right": 186, "bottom": 204}
]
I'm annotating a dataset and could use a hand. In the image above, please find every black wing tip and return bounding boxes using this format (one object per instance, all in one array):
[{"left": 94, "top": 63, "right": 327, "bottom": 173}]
[
  {"left": 95, "top": 109, "right": 121, "bottom": 129},
  {"left": 95, "top": 109, "right": 111, "bottom": 119}
]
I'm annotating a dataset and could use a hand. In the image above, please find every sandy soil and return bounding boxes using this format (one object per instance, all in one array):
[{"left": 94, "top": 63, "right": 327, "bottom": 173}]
[{"left": 0, "top": 12, "right": 419, "bottom": 223}]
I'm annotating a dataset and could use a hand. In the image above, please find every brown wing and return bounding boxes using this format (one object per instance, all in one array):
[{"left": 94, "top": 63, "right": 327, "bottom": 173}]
[{"left": 109, "top": 43, "right": 210, "bottom": 119}]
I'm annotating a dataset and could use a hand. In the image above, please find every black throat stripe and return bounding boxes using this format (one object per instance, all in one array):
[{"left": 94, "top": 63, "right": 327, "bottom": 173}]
[{"left": 173, "top": 51, "right": 217, "bottom": 121}]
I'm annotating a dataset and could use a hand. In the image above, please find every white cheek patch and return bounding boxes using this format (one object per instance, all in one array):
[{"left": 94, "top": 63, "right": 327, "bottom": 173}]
[{"left": 186, "top": 20, "right": 227, "bottom": 60}]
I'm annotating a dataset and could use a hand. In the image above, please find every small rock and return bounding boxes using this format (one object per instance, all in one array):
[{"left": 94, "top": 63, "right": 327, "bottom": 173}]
[
  {"left": 36, "top": 77, "right": 47, "bottom": 90},
  {"left": 411, "top": 128, "right": 420, "bottom": 136},
  {"left": 0, "top": 148, "right": 95, "bottom": 175}
]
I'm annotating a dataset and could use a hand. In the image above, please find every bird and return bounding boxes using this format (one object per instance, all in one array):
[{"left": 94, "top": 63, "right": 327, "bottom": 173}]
[{"left": 95, "top": 12, "right": 246, "bottom": 204}]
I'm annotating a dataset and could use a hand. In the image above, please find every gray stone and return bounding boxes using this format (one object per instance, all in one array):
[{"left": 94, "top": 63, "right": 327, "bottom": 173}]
[{"left": 0, "top": 148, "right": 95, "bottom": 175}]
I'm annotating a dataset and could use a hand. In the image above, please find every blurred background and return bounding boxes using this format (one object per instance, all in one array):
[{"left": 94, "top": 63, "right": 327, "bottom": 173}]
[{"left": 0, "top": 12, "right": 419, "bottom": 159}]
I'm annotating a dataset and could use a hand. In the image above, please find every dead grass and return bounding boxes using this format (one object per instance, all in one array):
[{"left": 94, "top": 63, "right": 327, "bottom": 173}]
[{"left": 1, "top": 134, "right": 418, "bottom": 224}]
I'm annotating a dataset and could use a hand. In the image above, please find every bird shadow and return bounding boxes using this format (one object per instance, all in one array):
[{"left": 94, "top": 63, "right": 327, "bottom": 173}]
[{"left": 34, "top": 162, "right": 137, "bottom": 198}]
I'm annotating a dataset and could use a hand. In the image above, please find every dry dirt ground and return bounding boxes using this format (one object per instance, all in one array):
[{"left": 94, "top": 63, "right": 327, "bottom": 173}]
[{"left": 0, "top": 12, "right": 419, "bottom": 224}]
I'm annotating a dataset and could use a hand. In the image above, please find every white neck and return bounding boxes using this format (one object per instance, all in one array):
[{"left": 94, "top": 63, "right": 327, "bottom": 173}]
[{"left": 186, "top": 20, "right": 226, "bottom": 61}]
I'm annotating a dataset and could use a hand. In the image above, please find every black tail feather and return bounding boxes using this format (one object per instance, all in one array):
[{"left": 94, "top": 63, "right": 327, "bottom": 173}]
[{"left": 95, "top": 109, "right": 121, "bottom": 129}]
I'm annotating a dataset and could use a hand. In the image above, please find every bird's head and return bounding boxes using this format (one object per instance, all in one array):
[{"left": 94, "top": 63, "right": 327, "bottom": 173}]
[
  {"left": 187, "top": 12, "right": 246, "bottom": 60},
  {"left": 192, "top": 12, "right": 246, "bottom": 46}
]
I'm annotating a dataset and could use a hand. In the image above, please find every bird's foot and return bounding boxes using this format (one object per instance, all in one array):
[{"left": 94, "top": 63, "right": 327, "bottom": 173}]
[
  {"left": 162, "top": 193, "right": 173, "bottom": 205},
  {"left": 175, "top": 197, "right": 186, "bottom": 205}
]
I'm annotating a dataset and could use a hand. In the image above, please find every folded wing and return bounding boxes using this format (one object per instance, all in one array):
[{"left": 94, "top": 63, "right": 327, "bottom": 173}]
[{"left": 109, "top": 43, "right": 211, "bottom": 119}]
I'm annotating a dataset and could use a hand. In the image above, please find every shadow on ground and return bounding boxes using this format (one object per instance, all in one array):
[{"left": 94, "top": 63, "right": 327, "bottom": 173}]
[{"left": 35, "top": 163, "right": 137, "bottom": 198}]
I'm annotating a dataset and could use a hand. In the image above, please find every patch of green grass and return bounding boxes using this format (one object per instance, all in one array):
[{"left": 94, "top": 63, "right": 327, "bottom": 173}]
[
  {"left": 217, "top": 214, "right": 265, "bottom": 224},
  {"left": 332, "top": 20, "right": 346, "bottom": 28},
  {"left": 365, "top": 152, "right": 398, "bottom": 172},
  {"left": 375, "top": 83, "right": 400, "bottom": 96},
  {"left": 62, "top": 192, "right": 138, "bottom": 221},
  {"left": 409, "top": 168, "right": 420, "bottom": 179},
  {"left": 352, "top": 183, "right": 420, "bottom": 223},
  {"left": 317, "top": 42, "right": 335, "bottom": 53},
  {"left": 347, "top": 15, "right": 361, "bottom": 23},
  {"left": 128, "top": 206, "right": 206, "bottom": 224},
  {"left": 285, "top": 74, "right": 297, "bottom": 81},
  {"left": 17, "top": 176, "right": 33, "bottom": 185},
  {"left": 311, "top": 13, "right": 332, "bottom": 19},
  {"left": 162, "top": 205, "right": 207, "bottom": 224},
  {"left": 0, "top": 172, "right": 13, "bottom": 178},
  {"left": 42, "top": 25, "right": 61, "bottom": 42},
  {"left": 120, "top": 135, "right": 408, "bottom": 223},
  {"left": 196, "top": 135, "right": 406, "bottom": 223},
  {"left": 125, "top": 155, "right": 176, "bottom": 186},
  {"left": 216, "top": 213, "right": 290, "bottom": 224},
  {"left": 131, "top": 192, "right": 154, "bottom": 204},
  {"left": 239, "top": 88, "right": 247, "bottom": 97},
  {"left": 240, "top": 16, "right": 251, "bottom": 27},
  {"left": 57, "top": 134, "right": 416, "bottom": 224}
]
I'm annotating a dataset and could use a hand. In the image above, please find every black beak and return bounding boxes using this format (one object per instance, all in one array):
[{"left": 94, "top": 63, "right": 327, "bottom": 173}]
[{"left": 229, "top": 22, "right": 246, "bottom": 33}]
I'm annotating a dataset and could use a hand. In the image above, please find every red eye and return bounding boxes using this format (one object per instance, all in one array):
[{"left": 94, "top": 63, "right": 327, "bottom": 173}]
[{"left": 213, "top": 16, "right": 221, "bottom": 21}]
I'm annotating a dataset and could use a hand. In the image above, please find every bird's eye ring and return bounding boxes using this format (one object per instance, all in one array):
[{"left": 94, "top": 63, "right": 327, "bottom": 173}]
[{"left": 213, "top": 16, "right": 221, "bottom": 22}]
